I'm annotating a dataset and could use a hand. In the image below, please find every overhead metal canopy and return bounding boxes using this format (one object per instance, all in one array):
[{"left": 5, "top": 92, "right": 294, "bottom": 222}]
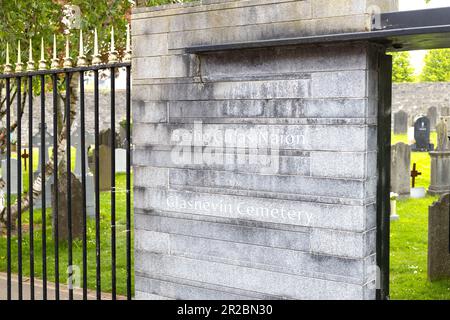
[{"left": 186, "top": 7, "right": 450, "bottom": 53}]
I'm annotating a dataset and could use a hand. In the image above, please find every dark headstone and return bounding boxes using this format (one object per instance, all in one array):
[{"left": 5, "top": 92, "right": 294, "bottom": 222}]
[
  {"left": 441, "top": 106, "right": 450, "bottom": 117},
  {"left": 51, "top": 172, "right": 83, "bottom": 241},
  {"left": 427, "top": 106, "right": 438, "bottom": 131},
  {"left": 99, "top": 128, "right": 119, "bottom": 148},
  {"left": 393, "top": 110, "right": 408, "bottom": 134},
  {"left": 390, "top": 143, "right": 411, "bottom": 196},
  {"left": 411, "top": 116, "right": 434, "bottom": 152},
  {"left": 428, "top": 193, "right": 450, "bottom": 281},
  {"left": 90, "top": 145, "right": 112, "bottom": 191}
]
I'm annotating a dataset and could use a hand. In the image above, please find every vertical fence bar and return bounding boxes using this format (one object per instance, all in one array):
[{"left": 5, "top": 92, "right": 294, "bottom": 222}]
[
  {"left": 16, "top": 76, "right": 23, "bottom": 300},
  {"left": 110, "top": 67, "right": 116, "bottom": 300},
  {"left": 6, "top": 78, "right": 12, "bottom": 300},
  {"left": 94, "top": 69, "right": 101, "bottom": 300},
  {"left": 125, "top": 66, "right": 132, "bottom": 300},
  {"left": 65, "top": 72, "right": 73, "bottom": 300},
  {"left": 28, "top": 75, "right": 35, "bottom": 300},
  {"left": 80, "top": 71, "right": 88, "bottom": 300},
  {"left": 52, "top": 74, "right": 59, "bottom": 300},
  {"left": 40, "top": 74, "right": 47, "bottom": 300}
]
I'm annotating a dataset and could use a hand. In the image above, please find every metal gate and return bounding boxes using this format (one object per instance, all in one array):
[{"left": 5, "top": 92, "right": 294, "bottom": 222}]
[{"left": 0, "top": 29, "right": 132, "bottom": 300}]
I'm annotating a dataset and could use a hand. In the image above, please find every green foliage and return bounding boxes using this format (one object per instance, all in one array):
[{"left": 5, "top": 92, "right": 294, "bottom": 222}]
[
  {"left": 391, "top": 52, "right": 415, "bottom": 83},
  {"left": 143, "top": 0, "right": 187, "bottom": 6},
  {"left": 0, "top": 0, "right": 132, "bottom": 68},
  {"left": 421, "top": 49, "right": 450, "bottom": 82}
]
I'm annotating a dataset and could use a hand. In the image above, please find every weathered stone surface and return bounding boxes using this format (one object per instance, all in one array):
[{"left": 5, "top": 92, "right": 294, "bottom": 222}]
[
  {"left": 131, "top": 0, "right": 391, "bottom": 300},
  {"left": 393, "top": 110, "right": 408, "bottom": 134},
  {"left": 167, "top": 98, "right": 371, "bottom": 120},
  {"left": 91, "top": 145, "right": 113, "bottom": 192},
  {"left": 0, "top": 159, "right": 22, "bottom": 195},
  {"left": 133, "top": 123, "right": 375, "bottom": 152},
  {"left": 134, "top": 188, "right": 370, "bottom": 232},
  {"left": 390, "top": 142, "right": 411, "bottom": 196},
  {"left": 428, "top": 151, "right": 450, "bottom": 196},
  {"left": 428, "top": 194, "right": 450, "bottom": 281},
  {"left": 18, "top": 91, "right": 127, "bottom": 143},
  {"left": 135, "top": 252, "right": 366, "bottom": 300},
  {"left": 168, "top": 168, "right": 370, "bottom": 199},
  {"left": 310, "top": 228, "right": 375, "bottom": 258},
  {"left": 392, "top": 83, "right": 450, "bottom": 118},
  {"left": 152, "top": 231, "right": 366, "bottom": 282},
  {"left": 427, "top": 106, "right": 438, "bottom": 131},
  {"left": 134, "top": 212, "right": 312, "bottom": 251},
  {"left": 99, "top": 128, "right": 119, "bottom": 148}
]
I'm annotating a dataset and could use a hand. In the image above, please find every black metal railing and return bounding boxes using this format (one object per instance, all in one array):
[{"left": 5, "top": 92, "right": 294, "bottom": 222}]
[{"left": 0, "top": 34, "right": 133, "bottom": 300}]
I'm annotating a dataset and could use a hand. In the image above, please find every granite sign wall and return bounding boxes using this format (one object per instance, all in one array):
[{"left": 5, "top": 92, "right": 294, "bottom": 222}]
[{"left": 131, "top": 0, "right": 398, "bottom": 300}]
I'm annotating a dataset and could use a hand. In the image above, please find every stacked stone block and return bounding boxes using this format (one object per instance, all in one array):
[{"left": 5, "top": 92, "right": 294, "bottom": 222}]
[{"left": 132, "top": 0, "right": 397, "bottom": 300}]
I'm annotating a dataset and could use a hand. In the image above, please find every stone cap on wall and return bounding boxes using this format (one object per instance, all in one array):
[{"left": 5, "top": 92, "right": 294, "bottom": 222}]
[
  {"left": 132, "top": 0, "right": 399, "bottom": 51},
  {"left": 134, "top": 0, "right": 398, "bottom": 14}
]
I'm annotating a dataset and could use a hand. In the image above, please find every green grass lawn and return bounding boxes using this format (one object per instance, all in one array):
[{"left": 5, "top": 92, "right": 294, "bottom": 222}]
[
  {"left": 390, "top": 132, "right": 450, "bottom": 300},
  {"left": 0, "top": 149, "right": 134, "bottom": 297}
]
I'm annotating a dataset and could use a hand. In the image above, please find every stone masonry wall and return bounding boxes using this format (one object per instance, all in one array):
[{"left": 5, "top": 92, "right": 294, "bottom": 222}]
[
  {"left": 392, "top": 82, "right": 450, "bottom": 125},
  {"left": 131, "top": 0, "right": 397, "bottom": 300},
  {"left": 6, "top": 91, "right": 127, "bottom": 144}
]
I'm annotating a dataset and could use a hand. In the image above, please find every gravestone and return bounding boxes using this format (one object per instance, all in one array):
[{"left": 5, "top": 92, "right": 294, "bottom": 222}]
[
  {"left": 411, "top": 116, "right": 434, "bottom": 152},
  {"left": 99, "top": 128, "right": 119, "bottom": 148},
  {"left": 93, "top": 145, "right": 112, "bottom": 191},
  {"left": 390, "top": 143, "right": 411, "bottom": 196},
  {"left": 72, "top": 125, "right": 95, "bottom": 217},
  {"left": 441, "top": 106, "right": 450, "bottom": 117},
  {"left": 32, "top": 123, "right": 53, "bottom": 209},
  {"left": 115, "top": 148, "right": 127, "bottom": 173},
  {"left": 89, "top": 145, "right": 112, "bottom": 191},
  {"left": 393, "top": 110, "right": 408, "bottom": 134},
  {"left": 429, "top": 118, "right": 450, "bottom": 195},
  {"left": 428, "top": 193, "right": 450, "bottom": 281},
  {"left": 427, "top": 107, "right": 438, "bottom": 131},
  {"left": 1, "top": 158, "right": 22, "bottom": 195},
  {"left": 119, "top": 124, "right": 127, "bottom": 149},
  {"left": 51, "top": 172, "right": 83, "bottom": 241}
]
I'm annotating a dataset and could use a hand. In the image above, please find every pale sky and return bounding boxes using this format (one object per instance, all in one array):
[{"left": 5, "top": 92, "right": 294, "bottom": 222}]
[{"left": 399, "top": 0, "right": 450, "bottom": 74}]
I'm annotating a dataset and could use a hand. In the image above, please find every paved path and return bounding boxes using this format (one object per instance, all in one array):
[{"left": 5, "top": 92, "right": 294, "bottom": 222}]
[{"left": 0, "top": 272, "right": 124, "bottom": 300}]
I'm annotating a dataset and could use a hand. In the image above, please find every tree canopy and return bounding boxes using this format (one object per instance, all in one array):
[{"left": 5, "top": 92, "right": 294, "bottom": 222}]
[
  {"left": 391, "top": 52, "right": 415, "bottom": 83},
  {"left": 420, "top": 49, "right": 450, "bottom": 82},
  {"left": 0, "top": 0, "right": 133, "bottom": 66}
]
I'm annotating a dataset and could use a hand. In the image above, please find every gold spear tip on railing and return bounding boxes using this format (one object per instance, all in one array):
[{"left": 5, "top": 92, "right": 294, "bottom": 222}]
[
  {"left": 4, "top": 43, "right": 13, "bottom": 74},
  {"left": 15, "top": 40, "right": 24, "bottom": 72},
  {"left": 77, "top": 29, "right": 88, "bottom": 67},
  {"left": 108, "top": 26, "right": 118, "bottom": 64},
  {"left": 124, "top": 24, "right": 132, "bottom": 63},
  {"left": 63, "top": 35, "right": 73, "bottom": 68},
  {"left": 51, "top": 34, "right": 60, "bottom": 70},
  {"left": 39, "top": 37, "right": 47, "bottom": 71},
  {"left": 92, "top": 28, "right": 102, "bottom": 65}
]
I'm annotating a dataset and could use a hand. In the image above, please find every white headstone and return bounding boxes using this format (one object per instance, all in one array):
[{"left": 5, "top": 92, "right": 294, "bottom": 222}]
[
  {"left": 72, "top": 125, "right": 94, "bottom": 177},
  {"left": 1, "top": 158, "right": 23, "bottom": 195},
  {"left": 115, "top": 148, "right": 127, "bottom": 173},
  {"left": 72, "top": 125, "right": 95, "bottom": 217},
  {"left": 32, "top": 123, "right": 53, "bottom": 209},
  {"left": 32, "top": 123, "right": 52, "bottom": 179},
  {"left": 407, "top": 127, "right": 415, "bottom": 145}
]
